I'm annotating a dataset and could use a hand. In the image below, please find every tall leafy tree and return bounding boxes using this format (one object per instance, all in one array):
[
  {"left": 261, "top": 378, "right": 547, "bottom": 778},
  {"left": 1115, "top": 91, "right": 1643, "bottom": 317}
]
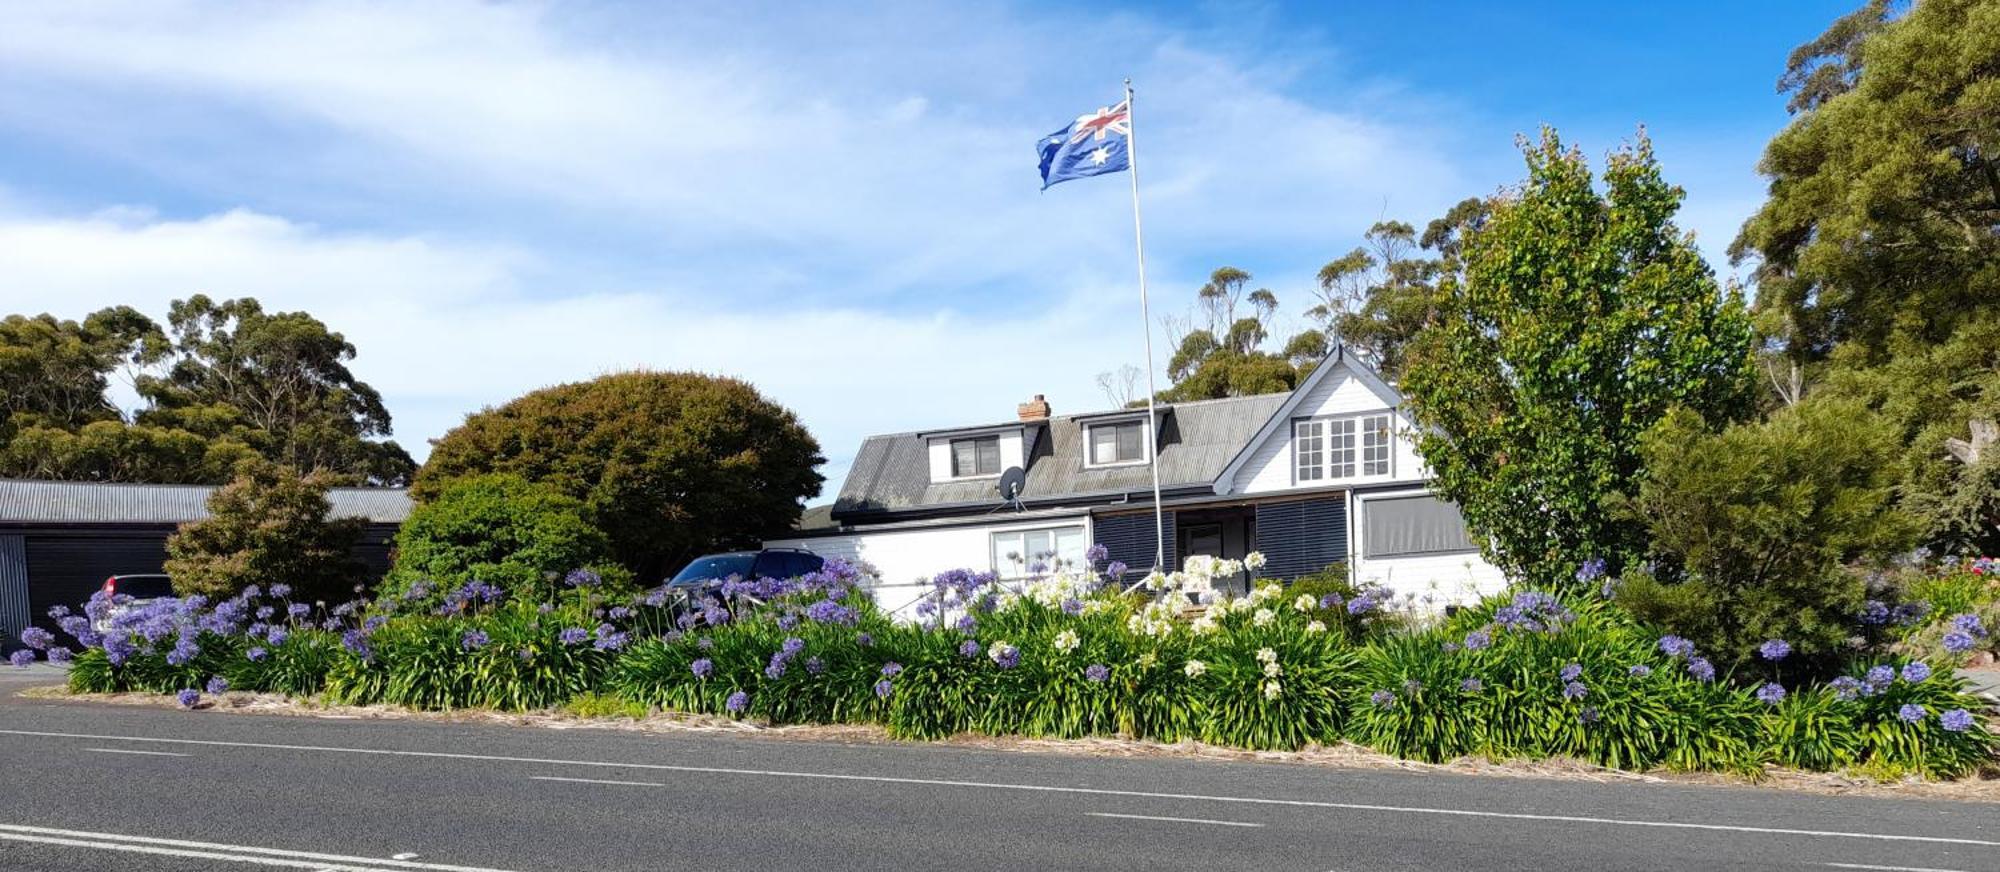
[
  {"left": 0, "top": 308, "right": 158, "bottom": 436},
  {"left": 1401, "top": 129, "right": 1757, "bottom": 587},
  {"left": 1733, "top": 0, "right": 2000, "bottom": 551},
  {"left": 164, "top": 460, "right": 366, "bottom": 602},
  {"left": 136, "top": 295, "right": 414, "bottom": 485},
  {"left": 1158, "top": 267, "right": 1300, "bottom": 402},
  {"left": 414, "top": 371, "right": 824, "bottom": 582}
]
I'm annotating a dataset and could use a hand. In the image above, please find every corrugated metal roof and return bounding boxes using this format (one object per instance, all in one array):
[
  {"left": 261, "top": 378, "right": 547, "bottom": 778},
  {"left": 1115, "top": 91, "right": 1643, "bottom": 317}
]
[
  {"left": 833, "top": 392, "right": 1288, "bottom": 516},
  {"left": 0, "top": 478, "right": 411, "bottom": 524}
]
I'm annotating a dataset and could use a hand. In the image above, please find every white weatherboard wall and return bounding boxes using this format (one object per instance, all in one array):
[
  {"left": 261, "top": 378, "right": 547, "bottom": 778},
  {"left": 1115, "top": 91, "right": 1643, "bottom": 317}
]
[
  {"left": 1235, "top": 358, "right": 1428, "bottom": 496},
  {"left": 1348, "top": 489, "right": 1507, "bottom": 609},
  {"left": 765, "top": 513, "right": 1091, "bottom": 619}
]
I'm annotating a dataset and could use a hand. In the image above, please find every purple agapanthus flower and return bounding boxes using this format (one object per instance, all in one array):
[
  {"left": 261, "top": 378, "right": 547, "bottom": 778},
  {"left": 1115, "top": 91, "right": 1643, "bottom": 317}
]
[
  {"left": 1940, "top": 709, "right": 1975, "bottom": 733},
  {"left": 873, "top": 679, "right": 894, "bottom": 699},
  {"left": 1897, "top": 703, "right": 1927, "bottom": 724},
  {"left": 270, "top": 584, "right": 292, "bottom": 598},
  {"left": 1628, "top": 664, "right": 1652, "bottom": 678},
  {"left": 265, "top": 625, "right": 290, "bottom": 646},
  {"left": 246, "top": 646, "right": 268, "bottom": 662},
  {"left": 1463, "top": 629, "right": 1492, "bottom": 651},
  {"left": 1950, "top": 613, "right": 1988, "bottom": 638},
  {"left": 725, "top": 690, "right": 750, "bottom": 713},
  {"left": 166, "top": 636, "right": 200, "bottom": 666},
  {"left": 1105, "top": 561, "right": 1128, "bottom": 581},
  {"left": 608, "top": 606, "right": 633, "bottom": 620},
  {"left": 1560, "top": 663, "right": 1583, "bottom": 682},
  {"left": 1459, "top": 677, "right": 1483, "bottom": 693},
  {"left": 1319, "top": 592, "right": 1345, "bottom": 610},
  {"left": 856, "top": 632, "right": 874, "bottom": 647},
  {"left": 1562, "top": 681, "right": 1588, "bottom": 701},
  {"left": 958, "top": 639, "right": 982, "bottom": 659},
  {"left": 1084, "top": 664, "right": 1111, "bottom": 683},
  {"left": 176, "top": 688, "right": 200, "bottom": 708},
  {"left": 46, "top": 605, "right": 70, "bottom": 619},
  {"left": 559, "top": 628, "right": 590, "bottom": 646},
  {"left": 1858, "top": 599, "right": 1891, "bottom": 625},
  {"left": 1369, "top": 689, "right": 1396, "bottom": 710},
  {"left": 45, "top": 646, "right": 72, "bottom": 664},
  {"left": 461, "top": 629, "right": 490, "bottom": 650},
  {"left": 1758, "top": 639, "right": 1791, "bottom": 662},
  {"left": 1574, "top": 557, "right": 1607, "bottom": 584},
  {"left": 1901, "top": 662, "right": 1932, "bottom": 683},
  {"left": 565, "top": 569, "right": 602, "bottom": 588},
  {"left": 1686, "top": 657, "right": 1716, "bottom": 683},
  {"left": 205, "top": 675, "right": 229, "bottom": 695},
  {"left": 340, "top": 629, "right": 372, "bottom": 660},
  {"left": 696, "top": 636, "right": 714, "bottom": 650},
  {"left": 8, "top": 649, "right": 34, "bottom": 667},
  {"left": 1829, "top": 675, "right": 1862, "bottom": 701},
  {"left": 1756, "top": 682, "right": 1786, "bottom": 705},
  {"left": 880, "top": 662, "right": 904, "bottom": 677},
  {"left": 690, "top": 658, "right": 714, "bottom": 678},
  {"left": 1944, "top": 631, "right": 1977, "bottom": 654},
  {"left": 287, "top": 603, "right": 311, "bottom": 618},
  {"left": 1061, "top": 598, "right": 1084, "bottom": 616},
  {"left": 19, "top": 626, "right": 54, "bottom": 650},
  {"left": 1578, "top": 706, "right": 1600, "bottom": 725},
  {"left": 1658, "top": 635, "right": 1695, "bottom": 659},
  {"left": 1085, "top": 543, "right": 1109, "bottom": 565}
]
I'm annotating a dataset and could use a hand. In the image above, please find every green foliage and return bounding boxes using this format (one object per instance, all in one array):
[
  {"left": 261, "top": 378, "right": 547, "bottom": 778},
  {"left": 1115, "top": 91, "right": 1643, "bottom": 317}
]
[
  {"left": 562, "top": 692, "right": 649, "bottom": 719},
  {"left": 414, "top": 371, "right": 824, "bottom": 582},
  {"left": 384, "top": 473, "right": 625, "bottom": 606},
  {"left": 1734, "top": 0, "right": 2000, "bottom": 553},
  {"left": 325, "top": 603, "right": 615, "bottom": 711},
  {"left": 1617, "top": 399, "right": 1918, "bottom": 675},
  {"left": 1401, "top": 129, "right": 1758, "bottom": 588},
  {"left": 164, "top": 461, "right": 366, "bottom": 603}
]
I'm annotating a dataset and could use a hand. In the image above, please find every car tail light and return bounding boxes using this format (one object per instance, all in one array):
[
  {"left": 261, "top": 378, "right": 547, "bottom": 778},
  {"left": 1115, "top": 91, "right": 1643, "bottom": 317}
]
[{"left": 101, "top": 576, "right": 117, "bottom": 596}]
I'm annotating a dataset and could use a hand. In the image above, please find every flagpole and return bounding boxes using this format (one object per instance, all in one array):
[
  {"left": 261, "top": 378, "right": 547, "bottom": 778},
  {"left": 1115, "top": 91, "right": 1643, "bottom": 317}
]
[{"left": 1124, "top": 78, "right": 1167, "bottom": 573}]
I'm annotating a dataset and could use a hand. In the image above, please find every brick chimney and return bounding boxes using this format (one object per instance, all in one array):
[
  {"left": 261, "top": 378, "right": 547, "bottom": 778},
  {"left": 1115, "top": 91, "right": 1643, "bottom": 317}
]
[{"left": 1017, "top": 393, "right": 1051, "bottom": 422}]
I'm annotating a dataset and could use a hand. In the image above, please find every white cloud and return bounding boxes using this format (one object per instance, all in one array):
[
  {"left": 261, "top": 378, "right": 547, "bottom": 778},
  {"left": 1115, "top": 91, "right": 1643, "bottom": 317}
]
[{"left": 0, "top": 206, "right": 1153, "bottom": 494}]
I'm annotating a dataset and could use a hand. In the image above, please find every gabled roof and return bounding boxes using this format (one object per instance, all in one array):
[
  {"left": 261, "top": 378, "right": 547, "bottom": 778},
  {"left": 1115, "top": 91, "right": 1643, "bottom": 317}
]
[
  {"left": 0, "top": 478, "right": 411, "bottom": 525},
  {"left": 832, "top": 392, "right": 1287, "bottom": 518},
  {"left": 1210, "top": 347, "right": 1410, "bottom": 494}
]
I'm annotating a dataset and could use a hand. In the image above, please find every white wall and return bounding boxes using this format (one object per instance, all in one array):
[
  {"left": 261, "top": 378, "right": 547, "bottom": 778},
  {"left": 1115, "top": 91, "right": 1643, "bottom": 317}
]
[
  {"left": 925, "top": 427, "right": 1026, "bottom": 482},
  {"left": 765, "top": 513, "right": 1091, "bottom": 619},
  {"left": 1235, "top": 359, "right": 1428, "bottom": 495},
  {"left": 1347, "top": 489, "right": 1507, "bottom": 609}
]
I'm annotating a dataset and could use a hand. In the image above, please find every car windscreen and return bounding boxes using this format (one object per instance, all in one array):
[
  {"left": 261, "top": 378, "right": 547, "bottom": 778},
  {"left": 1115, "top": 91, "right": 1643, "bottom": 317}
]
[
  {"left": 113, "top": 576, "right": 174, "bottom": 598},
  {"left": 671, "top": 555, "right": 755, "bottom": 584}
]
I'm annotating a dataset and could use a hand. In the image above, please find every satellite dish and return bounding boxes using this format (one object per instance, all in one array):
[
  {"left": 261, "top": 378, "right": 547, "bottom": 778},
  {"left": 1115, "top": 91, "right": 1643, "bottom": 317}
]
[{"left": 996, "top": 466, "right": 1027, "bottom": 504}]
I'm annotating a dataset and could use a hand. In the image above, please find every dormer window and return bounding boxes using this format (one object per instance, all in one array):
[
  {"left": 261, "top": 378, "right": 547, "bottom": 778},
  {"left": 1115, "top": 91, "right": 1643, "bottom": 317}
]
[
  {"left": 950, "top": 436, "right": 1001, "bottom": 478},
  {"left": 1085, "top": 419, "right": 1148, "bottom": 467},
  {"left": 1296, "top": 412, "right": 1392, "bottom": 482}
]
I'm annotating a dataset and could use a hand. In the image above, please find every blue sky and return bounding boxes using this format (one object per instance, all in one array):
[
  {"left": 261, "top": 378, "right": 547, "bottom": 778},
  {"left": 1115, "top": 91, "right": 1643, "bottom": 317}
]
[{"left": 0, "top": 1, "right": 1853, "bottom": 499}]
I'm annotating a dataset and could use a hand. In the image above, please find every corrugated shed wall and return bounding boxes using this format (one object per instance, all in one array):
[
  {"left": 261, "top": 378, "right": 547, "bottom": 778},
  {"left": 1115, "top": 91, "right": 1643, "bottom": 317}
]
[
  {"left": 1254, "top": 496, "right": 1348, "bottom": 581},
  {"left": 1092, "top": 511, "right": 1177, "bottom": 575},
  {"left": 0, "top": 535, "right": 27, "bottom": 651}
]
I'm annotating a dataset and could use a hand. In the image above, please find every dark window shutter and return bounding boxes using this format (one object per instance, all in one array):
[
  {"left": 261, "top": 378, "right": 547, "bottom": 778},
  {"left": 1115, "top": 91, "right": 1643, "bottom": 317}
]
[
  {"left": 1092, "top": 511, "right": 1177, "bottom": 575},
  {"left": 1254, "top": 497, "right": 1348, "bottom": 581}
]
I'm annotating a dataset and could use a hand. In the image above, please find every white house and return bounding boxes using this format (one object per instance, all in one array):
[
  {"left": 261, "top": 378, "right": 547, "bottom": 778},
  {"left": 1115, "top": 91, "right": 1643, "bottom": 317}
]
[{"left": 765, "top": 349, "right": 1505, "bottom": 613}]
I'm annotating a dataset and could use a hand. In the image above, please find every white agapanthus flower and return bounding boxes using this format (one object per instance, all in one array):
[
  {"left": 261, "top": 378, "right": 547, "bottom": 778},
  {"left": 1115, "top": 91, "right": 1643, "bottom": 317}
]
[
  {"left": 1255, "top": 647, "right": 1278, "bottom": 664},
  {"left": 1293, "top": 594, "right": 1316, "bottom": 613},
  {"left": 987, "top": 641, "right": 1017, "bottom": 665},
  {"left": 1138, "top": 651, "right": 1159, "bottom": 669},
  {"left": 1262, "top": 660, "right": 1283, "bottom": 678},
  {"left": 1190, "top": 615, "right": 1219, "bottom": 636},
  {"left": 1143, "top": 571, "right": 1169, "bottom": 592},
  {"left": 1305, "top": 620, "right": 1327, "bottom": 634},
  {"left": 1183, "top": 659, "right": 1207, "bottom": 678},
  {"left": 1244, "top": 551, "right": 1268, "bottom": 571},
  {"left": 1252, "top": 608, "right": 1275, "bottom": 627},
  {"left": 1053, "top": 629, "right": 1079, "bottom": 653},
  {"left": 1262, "top": 680, "right": 1282, "bottom": 700}
]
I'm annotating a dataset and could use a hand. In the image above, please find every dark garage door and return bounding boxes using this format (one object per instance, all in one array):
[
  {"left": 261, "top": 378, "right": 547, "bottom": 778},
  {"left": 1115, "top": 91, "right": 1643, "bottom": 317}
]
[{"left": 26, "top": 532, "right": 171, "bottom": 633}]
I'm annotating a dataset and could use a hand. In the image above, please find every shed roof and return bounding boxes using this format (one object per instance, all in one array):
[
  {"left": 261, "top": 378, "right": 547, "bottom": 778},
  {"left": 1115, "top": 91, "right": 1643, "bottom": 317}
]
[{"left": 0, "top": 478, "right": 412, "bottom": 525}]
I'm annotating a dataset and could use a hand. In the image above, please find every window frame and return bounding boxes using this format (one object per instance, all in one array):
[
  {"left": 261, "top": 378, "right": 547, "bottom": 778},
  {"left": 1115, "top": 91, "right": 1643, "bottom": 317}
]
[
  {"left": 948, "top": 435, "right": 1003, "bottom": 479},
  {"left": 1295, "top": 411, "right": 1393, "bottom": 483},
  {"left": 988, "top": 524, "right": 1088, "bottom": 578},
  {"left": 1084, "top": 418, "right": 1150, "bottom": 468}
]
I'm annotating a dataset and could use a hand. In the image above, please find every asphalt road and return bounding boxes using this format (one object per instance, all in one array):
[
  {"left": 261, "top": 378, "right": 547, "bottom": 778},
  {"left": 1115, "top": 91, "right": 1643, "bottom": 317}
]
[{"left": 1, "top": 670, "right": 1995, "bottom": 872}]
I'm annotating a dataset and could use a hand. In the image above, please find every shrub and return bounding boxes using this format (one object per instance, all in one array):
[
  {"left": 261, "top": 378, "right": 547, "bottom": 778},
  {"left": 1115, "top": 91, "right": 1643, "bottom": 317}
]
[
  {"left": 413, "top": 371, "right": 825, "bottom": 582},
  {"left": 1618, "top": 399, "right": 1919, "bottom": 677},
  {"left": 382, "top": 473, "right": 629, "bottom": 607},
  {"left": 164, "top": 461, "right": 365, "bottom": 603}
]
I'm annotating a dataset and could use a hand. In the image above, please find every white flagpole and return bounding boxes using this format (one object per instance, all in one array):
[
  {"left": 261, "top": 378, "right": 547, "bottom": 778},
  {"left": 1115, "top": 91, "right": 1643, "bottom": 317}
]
[{"left": 1124, "top": 78, "right": 1167, "bottom": 573}]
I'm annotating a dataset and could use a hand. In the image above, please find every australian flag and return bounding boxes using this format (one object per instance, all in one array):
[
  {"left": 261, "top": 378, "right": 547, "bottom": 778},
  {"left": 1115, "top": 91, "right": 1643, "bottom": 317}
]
[{"left": 1038, "top": 99, "right": 1131, "bottom": 190}]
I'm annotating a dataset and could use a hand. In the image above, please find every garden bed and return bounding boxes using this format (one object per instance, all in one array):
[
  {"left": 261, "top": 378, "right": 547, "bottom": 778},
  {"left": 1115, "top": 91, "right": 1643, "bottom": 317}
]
[{"left": 18, "top": 683, "right": 2000, "bottom": 803}]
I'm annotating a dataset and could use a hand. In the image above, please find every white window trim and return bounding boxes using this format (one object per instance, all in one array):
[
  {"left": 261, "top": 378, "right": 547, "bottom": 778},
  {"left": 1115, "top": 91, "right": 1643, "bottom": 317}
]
[
  {"left": 1294, "top": 411, "right": 1394, "bottom": 484},
  {"left": 1082, "top": 419, "right": 1152, "bottom": 469},
  {"left": 944, "top": 435, "right": 1004, "bottom": 481},
  {"left": 989, "top": 523, "right": 1089, "bottom": 579}
]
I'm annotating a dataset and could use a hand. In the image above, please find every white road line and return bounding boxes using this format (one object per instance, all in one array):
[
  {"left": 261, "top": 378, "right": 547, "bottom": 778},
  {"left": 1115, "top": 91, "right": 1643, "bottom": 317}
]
[
  {"left": 4, "top": 728, "right": 1995, "bottom": 849},
  {"left": 1088, "top": 812, "right": 1263, "bottom": 828},
  {"left": 0, "top": 824, "right": 525, "bottom": 872},
  {"left": 0, "top": 832, "right": 413, "bottom": 871},
  {"left": 1828, "top": 865, "right": 1973, "bottom": 872},
  {"left": 85, "top": 746, "right": 191, "bottom": 757},
  {"left": 529, "top": 775, "right": 665, "bottom": 788}
]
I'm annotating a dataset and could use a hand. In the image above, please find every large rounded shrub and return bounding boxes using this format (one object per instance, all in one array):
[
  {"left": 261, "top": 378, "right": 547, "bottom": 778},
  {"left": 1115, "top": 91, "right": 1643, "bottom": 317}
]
[
  {"left": 385, "top": 473, "right": 623, "bottom": 605},
  {"left": 413, "top": 371, "right": 824, "bottom": 582}
]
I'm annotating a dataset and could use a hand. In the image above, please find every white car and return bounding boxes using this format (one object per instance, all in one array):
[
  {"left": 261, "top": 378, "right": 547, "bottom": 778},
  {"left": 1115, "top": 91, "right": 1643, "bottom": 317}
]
[{"left": 90, "top": 573, "right": 175, "bottom": 633}]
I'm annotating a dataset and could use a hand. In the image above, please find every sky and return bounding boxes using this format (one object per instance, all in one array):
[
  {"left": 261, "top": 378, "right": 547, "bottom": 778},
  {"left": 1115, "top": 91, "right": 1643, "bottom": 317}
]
[{"left": 0, "top": 0, "right": 1856, "bottom": 501}]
